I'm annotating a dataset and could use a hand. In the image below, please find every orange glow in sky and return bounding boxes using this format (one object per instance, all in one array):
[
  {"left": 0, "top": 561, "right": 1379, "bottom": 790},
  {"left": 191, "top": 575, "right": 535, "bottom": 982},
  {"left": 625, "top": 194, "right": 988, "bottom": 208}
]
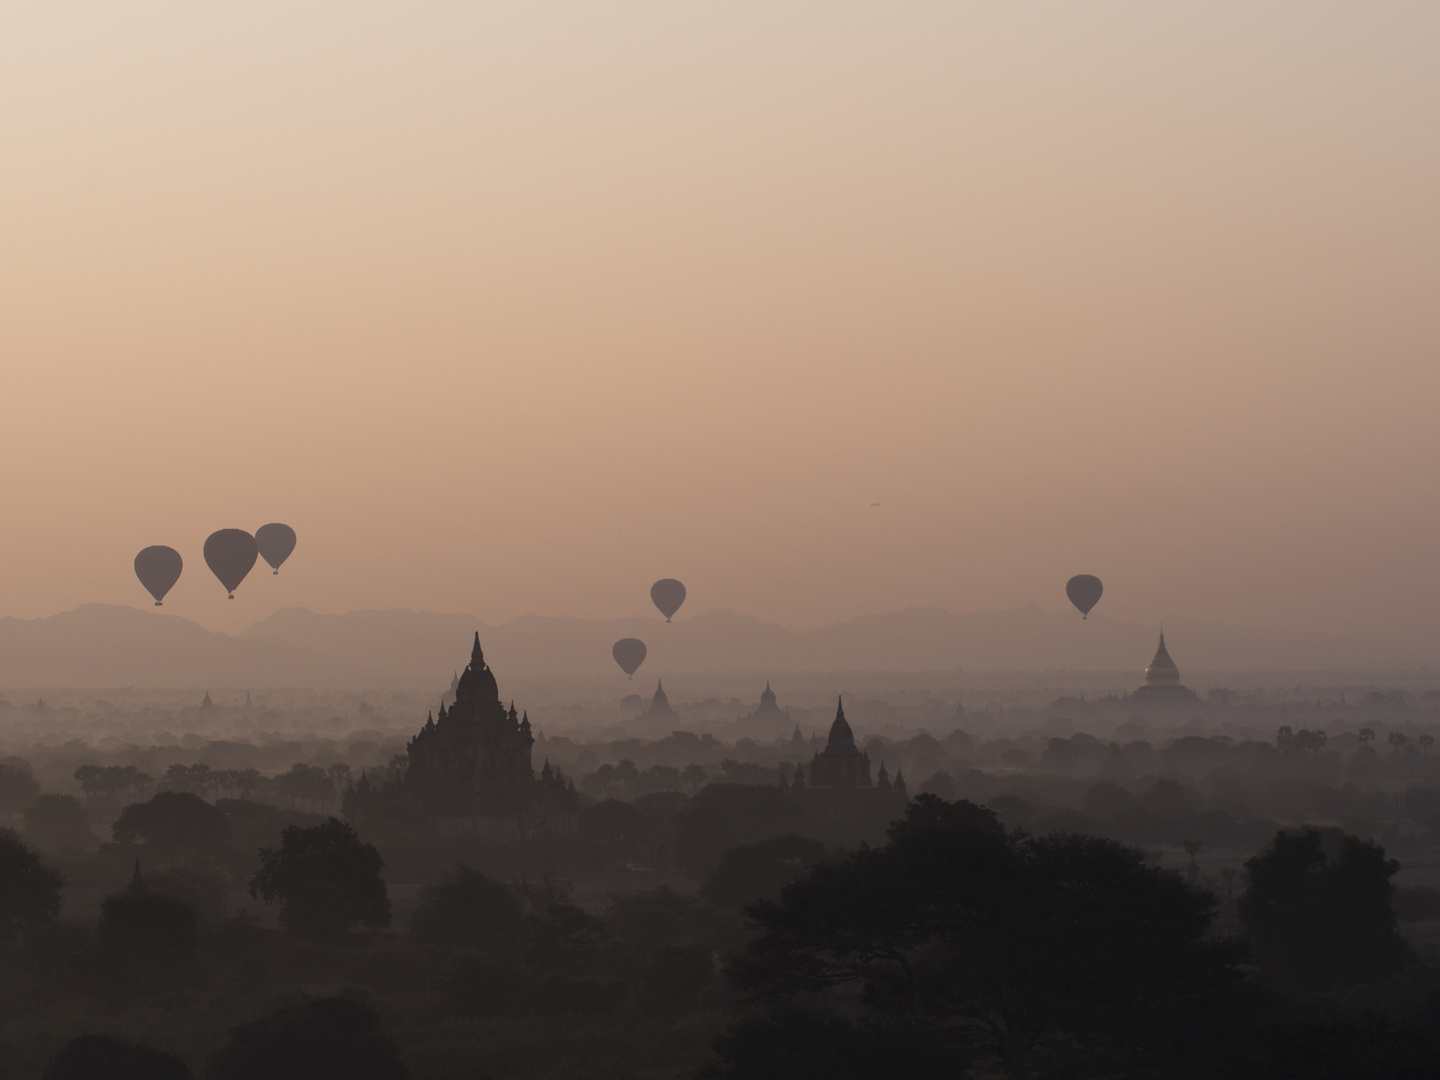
[{"left": 1, "top": 3, "right": 1437, "bottom": 641}]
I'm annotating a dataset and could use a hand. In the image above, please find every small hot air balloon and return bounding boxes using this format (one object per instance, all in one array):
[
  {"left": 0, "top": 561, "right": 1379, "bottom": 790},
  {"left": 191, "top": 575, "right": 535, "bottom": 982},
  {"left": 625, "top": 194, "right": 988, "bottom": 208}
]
[
  {"left": 1066, "top": 574, "right": 1104, "bottom": 619},
  {"left": 204, "top": 529, "right": 259, "bottom": 599},
  {"left": 650, "top": 579, "right": 686, "bottom": 622},
  {"left": 612, "top": 638, "right": 647, "bottom": 678},
  {"left": 134, "top": 546, "right": 182, "bottom": 606},
  {"left": 255, "top": 523, "right": 297, "bottom": 575}
]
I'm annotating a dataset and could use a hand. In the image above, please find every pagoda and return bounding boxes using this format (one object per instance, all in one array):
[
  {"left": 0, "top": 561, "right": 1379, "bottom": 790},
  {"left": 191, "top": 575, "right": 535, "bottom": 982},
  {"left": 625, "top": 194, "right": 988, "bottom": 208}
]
[
  {"left": 344, "top": 633, "right": 574, "bottom": 838},
  {"left": 1133, "top": 631, "right": 1196, "bottom": 700},
  {"left": 808, "top": 698, "right": 873, "bottom": 788}
]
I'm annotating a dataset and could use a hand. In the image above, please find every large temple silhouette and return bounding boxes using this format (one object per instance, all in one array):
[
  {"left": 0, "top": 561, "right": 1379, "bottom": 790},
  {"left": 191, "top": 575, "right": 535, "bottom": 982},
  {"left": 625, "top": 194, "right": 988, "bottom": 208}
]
[
  {"left": 344, "top": 634, "right": 576, "bottom": 839},
  {"left": 807, "top": 697, "right": 873, "bottom": 788},
  {"left": 787, "top": 697, "right": 906, "bottom": 801}
]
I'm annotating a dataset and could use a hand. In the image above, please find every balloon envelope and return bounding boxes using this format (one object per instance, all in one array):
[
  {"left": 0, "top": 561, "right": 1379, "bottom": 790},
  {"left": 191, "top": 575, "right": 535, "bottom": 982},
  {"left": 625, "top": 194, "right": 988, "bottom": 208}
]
[
  {"left": 255, "top": 523, "right": 297, "bottom": 574},
  {"left": 650, "top": 579, "right": 686, "bottom": 622},
  {"left": 134, "top": 546, "right": 182, "bottom": 606},
  {"left": 612, "top": 638, "right": 647, "bottom": 677},
  {"left": 204, "top": 529, "right": 259, "bottom": 598},
  {"left": 1066, "top": 574, "right": 1104, "bottom": 619}
]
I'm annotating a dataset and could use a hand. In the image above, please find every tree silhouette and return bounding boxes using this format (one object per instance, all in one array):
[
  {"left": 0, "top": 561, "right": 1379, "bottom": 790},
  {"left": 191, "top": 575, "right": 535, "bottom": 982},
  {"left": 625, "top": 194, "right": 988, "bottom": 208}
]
[
  {"left": 727, "top": 795, "right": 1241, "bottom": 1079},
  {"left": 675, "top": 783, "right": 806, "bottom": 878},
  {"left": 578, "top": 798, "right": 645, "bottom": 845},
  {"left": 1219, "top": 867, "right": 1238, "bottom": 903},
  {"left": 410, "top": 865, "right": 526, "bottom": 960},
  {"left": 73, "top": 764, "right": 106, "bottom": 801},
  {"left": 210, "top": 996, "right": 407, "bottom": 1080},
  {"left": 41, "top": 1033, "right": 193, "bottom": 1080},
  {"left": 250, "top": 818, "right": 390, "bottom": 938},
  {"left": 112, "top": 791, "right": 230, "bottom": 858},
  {"left": 24, "top": 794, "right": 96, "bottom": 851},
  {"left": 0, "top": 758, "right": 40, "bottom": 822},
  {"left": 1182, "top": 839, "right": 1203, "bottom": 878},
  {"left": 326, "top": 762, "right": 352, "bottom": 794},
  {"left": 84, "top": 872, "right": 201, "bottom": 996},
  {"left": 0, "top": 832, "right": 62, "bottom": 941},
  {"left": 703, "top": 1005, "right": 963, "bottom": 1080},
  {"left": 233, "top": 768, "right": 262, "bottom": 799},
  {"left": 515, "top": 873, "right": 606, "bottom": 973},
  {"left": 701, "top": 835, "right": 828, "bottom": 908},
  {"left": 280, "top": 764, "right": 336, "bottom": 810},
  {"left": 1237, "top": 827, "right": 1406, "bottom": 992}
]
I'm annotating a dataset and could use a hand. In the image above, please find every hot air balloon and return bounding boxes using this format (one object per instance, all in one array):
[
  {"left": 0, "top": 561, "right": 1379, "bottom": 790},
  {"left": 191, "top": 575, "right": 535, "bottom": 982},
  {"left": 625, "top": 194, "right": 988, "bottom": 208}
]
[
  {"left": 612, "top": 638, "right": 647, "bottom": 678},
  {"left": 1066, "top": 574, "right": 1104, "bottom": 619},
  {"left": 204, "top": 529, "right": 259, "bottom": 599},
  {"left": 650, "top": 579, "right": 686, "bottom": 622},
  {"left": 255, "top": 523, "right": 297, "bottom": 574},
  {"left": 134, "top": 546, "right": 182, "bottom": 606}
]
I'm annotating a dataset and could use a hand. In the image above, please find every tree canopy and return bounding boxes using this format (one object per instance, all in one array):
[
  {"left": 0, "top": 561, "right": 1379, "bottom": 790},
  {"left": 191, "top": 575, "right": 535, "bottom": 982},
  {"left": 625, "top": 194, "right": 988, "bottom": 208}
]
[
  {"left": 250, "top": 818, "right": 390, "bottom": 938},
  {"left": 701, "top": 834, "right": 828, "bottom": 908},
  {"left": 24, "top": 794, "right": 96, "bottom": 851},
  {"left": 0, "top": 831, "right": 63, "bottom": 937},
  {"left": 0, "top": 758, "right": 40, "bottom": 819},
  {"left": 726, "top": 795, "right": 1242, "bottom": 1079},
  {"left": 410, "top": 865, "right": 526, "bottom": 959},
  {"left": 111, "top": 791, "right": 230, "bottom": 855},
  {"left": 85, "top": 878, "right": 201, "bottom": 997},
  {"left": 1238, "top": 827, "right": 1407, "bottom": 992},
  {"left": 675, "top": 783, "right": 806, "bottom": 878},
  {"left": 210, "top": 996, "right": 407, "bottom": 1080},
  {"left": 41, "top": 1033, "right": 193, "bottom": 1080}
]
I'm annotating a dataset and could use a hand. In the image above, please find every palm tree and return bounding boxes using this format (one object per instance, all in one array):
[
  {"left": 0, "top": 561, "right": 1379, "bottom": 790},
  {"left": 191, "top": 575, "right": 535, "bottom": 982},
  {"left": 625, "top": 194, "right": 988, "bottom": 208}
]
[{"left": 1182, "top": 839, "right": 1202, "bottom": 881}]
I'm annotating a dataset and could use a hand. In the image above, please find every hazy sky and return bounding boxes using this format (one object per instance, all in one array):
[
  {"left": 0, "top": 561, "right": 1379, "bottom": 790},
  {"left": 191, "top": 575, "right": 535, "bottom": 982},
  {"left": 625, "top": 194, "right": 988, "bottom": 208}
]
[{"left": 2, "top": 2, "right": 1437, "bottom": 642}]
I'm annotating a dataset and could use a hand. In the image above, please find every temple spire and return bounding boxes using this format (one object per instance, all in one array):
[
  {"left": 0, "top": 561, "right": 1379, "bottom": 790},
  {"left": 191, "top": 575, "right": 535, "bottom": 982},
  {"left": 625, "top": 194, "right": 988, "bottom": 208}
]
[
  {"left": 1145, "top": 631, "right": 1180, "bottom": 687},
  {"left": 826, "top": 697, "right": 855, "bottom": 748},
  {"left": 471, "top": 632, "right": 484, "bottom": 669}
]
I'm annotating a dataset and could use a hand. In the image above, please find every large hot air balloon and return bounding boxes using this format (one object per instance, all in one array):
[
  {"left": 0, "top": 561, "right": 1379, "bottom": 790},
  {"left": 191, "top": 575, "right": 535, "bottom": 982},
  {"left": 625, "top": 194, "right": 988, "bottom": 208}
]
[
  {"left": 612, "top": 638, "right": 647, "bottom": 678},
  {"left": 134, "top": 546, "right": 182, "bottom": 606},
  {"left": 204, "top": 529, "right": 259, "bottom": 599},
  {"left": 255, "top": 523, "right": 297, "bottom": 575},
  {"left": 650, "top": 579, "right": 686, "bottom": 622},
  {"left": 1066, "top": 574, "right": 1104, "bottom": 619}
]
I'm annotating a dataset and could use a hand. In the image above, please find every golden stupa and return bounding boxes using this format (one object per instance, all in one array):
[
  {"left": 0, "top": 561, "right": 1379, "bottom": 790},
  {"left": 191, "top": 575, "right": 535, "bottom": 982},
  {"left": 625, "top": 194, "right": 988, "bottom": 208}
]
[{"left": 1135, "top": 630, "right": 1193, "bottom": 699}]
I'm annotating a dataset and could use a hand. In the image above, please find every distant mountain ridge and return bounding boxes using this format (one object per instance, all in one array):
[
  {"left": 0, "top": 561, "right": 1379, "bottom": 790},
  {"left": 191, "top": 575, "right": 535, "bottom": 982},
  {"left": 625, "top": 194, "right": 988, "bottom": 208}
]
[{"left": 0, "top": 602, "right": 1422, "bottom": 689}]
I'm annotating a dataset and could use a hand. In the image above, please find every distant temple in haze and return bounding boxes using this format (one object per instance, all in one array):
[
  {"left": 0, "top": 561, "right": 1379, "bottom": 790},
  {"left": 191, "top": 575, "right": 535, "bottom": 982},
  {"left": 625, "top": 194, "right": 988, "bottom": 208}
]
[
  {"left": 344, "top": 633, "right": 576, "bottom": 839},
  {"left": 1133, "top": 631, "right": 1196, "bottom": 701},
  {"left": 740, "top": 682, "right": 790, "bottom": 725},
  {"left": 644, "top": 680, "right": 676, "bottom": 721}
]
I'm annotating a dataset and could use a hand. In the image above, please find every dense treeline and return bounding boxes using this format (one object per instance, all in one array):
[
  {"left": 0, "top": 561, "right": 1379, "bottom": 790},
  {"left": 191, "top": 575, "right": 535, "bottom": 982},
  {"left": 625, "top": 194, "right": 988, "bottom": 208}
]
[
  {"left": 1, "top": 778, "right": 1437, "bottom": 1078},
  {"left": 3, "top": 695, "right": 1440, "bottom": 1078}
]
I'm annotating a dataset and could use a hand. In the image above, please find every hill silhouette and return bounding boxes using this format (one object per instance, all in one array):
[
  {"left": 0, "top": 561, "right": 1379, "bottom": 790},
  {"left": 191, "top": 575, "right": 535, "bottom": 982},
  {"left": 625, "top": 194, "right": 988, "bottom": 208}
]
[{"left": 0, "top": 603, "right": 1421, "bottom": 689}]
